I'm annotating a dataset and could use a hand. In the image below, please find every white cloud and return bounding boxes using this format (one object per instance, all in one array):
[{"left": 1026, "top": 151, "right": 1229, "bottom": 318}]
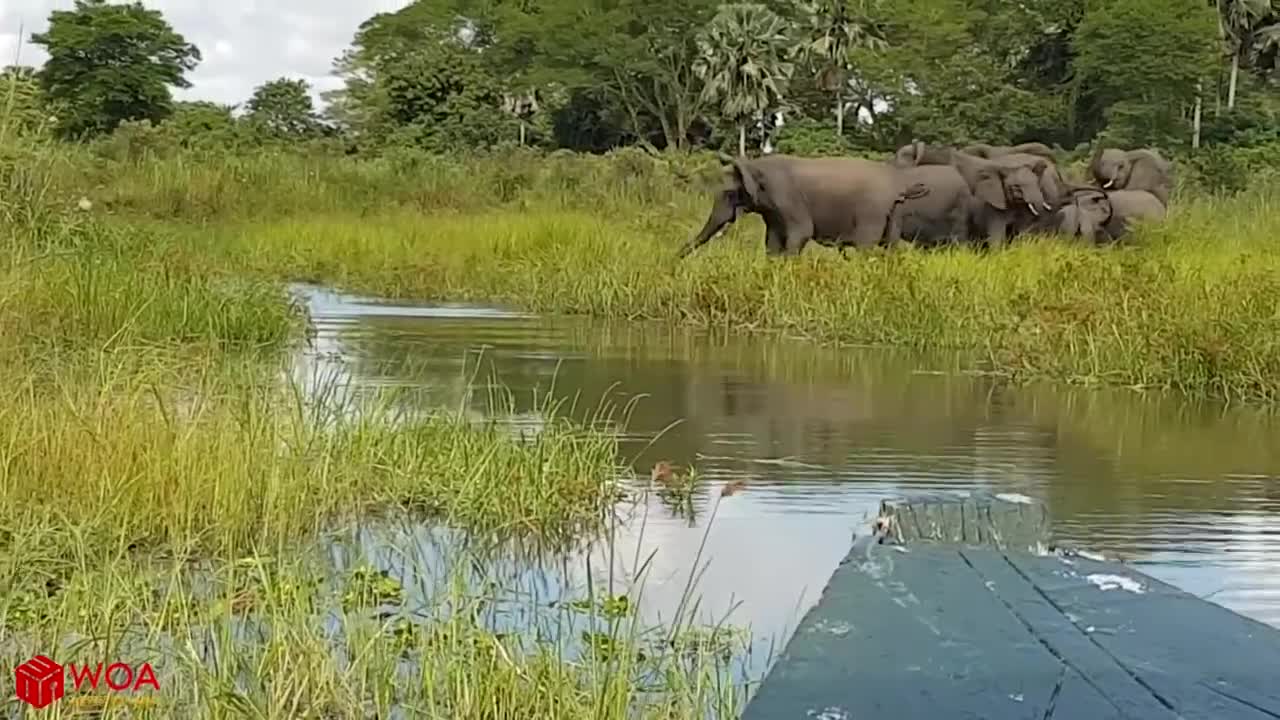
[{"left": 0, "top": 0, "right": 412, "bottom": 108}]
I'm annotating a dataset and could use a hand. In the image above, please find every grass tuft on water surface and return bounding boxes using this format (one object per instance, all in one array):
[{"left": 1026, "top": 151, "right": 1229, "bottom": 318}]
[
  {"left": 0, "top": 349, "right": 630, "bottom": 563},
  {"left": 2, "top": 528, "right": 745, "bottom": 719}
]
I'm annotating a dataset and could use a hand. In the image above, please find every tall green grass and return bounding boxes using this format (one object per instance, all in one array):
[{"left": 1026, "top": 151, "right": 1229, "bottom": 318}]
[{"left": 0, "top": 346, "right": 746, "bottom": 718}]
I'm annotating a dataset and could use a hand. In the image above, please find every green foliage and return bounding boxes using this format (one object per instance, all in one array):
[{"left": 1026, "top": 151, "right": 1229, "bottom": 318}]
[
  {"left": 379, "top": 42, "right": 519, "bottom": 152},
  {"left": 11, "top": 0, "right": 1280, "bottom": 167},
  {"left": 771, "top": 115, "right": 859, "bottom": 154},
  {"left": 1072, "top": 0, "right": 1218, "bottom": 147},
  {"left": 245, "top": 78, "right": 324, "bottom": 142},
  {"left": 164, "top": 101, "right": 246, "bottom": 151},
  {"left": 31, "top": 0, "right": 201, "bottom": 139},
  {"left": 695, "top": 3, "right": 796, "bottom": 150}
]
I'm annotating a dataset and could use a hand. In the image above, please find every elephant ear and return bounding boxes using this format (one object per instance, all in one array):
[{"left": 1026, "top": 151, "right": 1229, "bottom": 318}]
[
  {"left": 1057, "top": 206, "right": 1080, "bottom": 235},
  {"left": 974, "top": 170, "right": 1007, "bottom": 210},
  {"left": 1035, "top": 162, "right": 1062, "bottom": 204},
  {"left": 731, "top": 159, "right": 763, "bottom": 204}
]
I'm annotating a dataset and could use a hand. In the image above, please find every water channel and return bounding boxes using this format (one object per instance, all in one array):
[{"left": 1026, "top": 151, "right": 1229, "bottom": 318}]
[{"left": 288, "top": 283, "right": 1280, "bottom": 683}]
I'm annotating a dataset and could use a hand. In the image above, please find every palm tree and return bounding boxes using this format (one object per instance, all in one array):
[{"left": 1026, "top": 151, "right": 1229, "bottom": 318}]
[
  {"left": 1216, "top": 0, "right": 1279, "bottom": 111},
  {"left": 793, "top": 0, "right": 886, "bottom": 139},
  {"left": 694, "top": 3, "right": 796, "bottom": 156}
]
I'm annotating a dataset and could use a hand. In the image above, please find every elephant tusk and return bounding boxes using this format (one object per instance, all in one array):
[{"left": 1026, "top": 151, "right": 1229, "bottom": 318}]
[
  {"left": 1043, "top": 202, "right": 1052, "bottom": 210},
  {"left": 1103, "top": 179, "right": 1114, "bottom": 188},
  {"left": 1028, "top": 202, "right": 1039, "bottom": 216}
]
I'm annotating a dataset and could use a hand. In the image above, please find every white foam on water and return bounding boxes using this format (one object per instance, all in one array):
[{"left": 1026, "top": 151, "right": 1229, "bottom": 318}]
[
  {"left": 1087, "top": 573, "right": 1146, "bottom": 594},
  {"left": 996, "top": 493, "right": 1035, "bottom": 504}
]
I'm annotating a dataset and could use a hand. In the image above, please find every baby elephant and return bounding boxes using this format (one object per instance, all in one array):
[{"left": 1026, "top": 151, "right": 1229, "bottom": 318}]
[
  {"left": 1100, "top": 189, "right": 1167, "bottom": 241},
  {"left": 1033, "top": 187, "right": 1114, "bottom": 244}
]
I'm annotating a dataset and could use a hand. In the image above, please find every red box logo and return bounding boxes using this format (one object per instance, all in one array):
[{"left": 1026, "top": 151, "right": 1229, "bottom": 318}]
[{"left": 15, "top": 655, "right": 65, "bottom": 708}]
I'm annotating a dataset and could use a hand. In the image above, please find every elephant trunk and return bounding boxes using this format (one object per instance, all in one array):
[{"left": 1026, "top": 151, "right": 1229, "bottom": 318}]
[{"left": 678, "top": 191, "right": 739, "bottom": 259}]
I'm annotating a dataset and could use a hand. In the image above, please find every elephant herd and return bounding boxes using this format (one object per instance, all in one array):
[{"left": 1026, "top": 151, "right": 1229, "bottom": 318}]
[{"left": 676, "top": 140, "right": 1174, "bottom": 259}]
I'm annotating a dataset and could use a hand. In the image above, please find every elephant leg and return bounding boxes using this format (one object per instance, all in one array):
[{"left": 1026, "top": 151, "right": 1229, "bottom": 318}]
[
  {"left": 780, "top": 217, "right": 814, "bottom": 256},
  {"left": 883, "top": 210, "right": 908, "bottom": 250},
  {"left": 985, "top": 218, "right": 1008, "bottom": 250},
  {"left": 764, "top": 221, "right": 785, "bottom": 256},
  {"left": 948, "top": 208, "right": 968, "bottom": 245},
  {"left": 850, "top": 214, "right": 888, "bottom": 250}
]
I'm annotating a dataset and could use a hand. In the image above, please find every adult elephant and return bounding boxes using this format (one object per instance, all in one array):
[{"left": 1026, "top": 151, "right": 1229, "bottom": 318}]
[
  {"left": 677, "top": 153, "right": 929, "bottom": 259},
  {"left": 1099, "top": 189, "right": 1167, "bottom": 241},
  {"left": 1089, "top": 147, "right": 1174, "bottom": 206},
  {"left": 894, "top": 142, "right": 1052, "bottom": 248},
  {"left": 995, "top": 151, "right": 1068, "bottom": 235},
  {"left": 1026, "top": 187, "right": 1114, "bottom": 244}
]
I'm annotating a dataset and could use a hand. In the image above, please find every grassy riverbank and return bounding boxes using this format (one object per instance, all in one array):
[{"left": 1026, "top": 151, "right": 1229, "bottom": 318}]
[
  {"left": 215, "top": 194, "right": 1278, "bottom": 404},
  {"left": 13, "top": 143, "right": 1273, "bottom": 404}
]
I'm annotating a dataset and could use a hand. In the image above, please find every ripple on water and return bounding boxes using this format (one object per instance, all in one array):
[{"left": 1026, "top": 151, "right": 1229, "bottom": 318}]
[{"left": 285, "top": 285, "right": 1280, "bottom": 671}]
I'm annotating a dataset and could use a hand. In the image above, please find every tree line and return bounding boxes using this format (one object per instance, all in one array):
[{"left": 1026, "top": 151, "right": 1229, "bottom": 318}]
[{"left": 4, "top": 0, "right": 1280, "bottom": 158}]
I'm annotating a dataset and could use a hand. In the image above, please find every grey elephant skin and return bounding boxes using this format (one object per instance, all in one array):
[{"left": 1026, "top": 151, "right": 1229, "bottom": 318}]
[
  {"left": 678, "top": 153, "right": 930, "bottom": 259},
  {"left": 1099, "top": 189, "right": 1166, "bottom": 240},
  {"left": 891, "top": 164, "right": 973, "bottom": 247},
  {"left": 1027, "top": 187, "right": 1114, "bottom": 244},
  {"left": 961, "top": 142, "right": 1057, "bottom": 161},
  {"left": 1090, "top": 147, "right": 1174, "bottom": 206},
  {"left": 895, "top": 142, "right": 1052, "bottom": 248}
]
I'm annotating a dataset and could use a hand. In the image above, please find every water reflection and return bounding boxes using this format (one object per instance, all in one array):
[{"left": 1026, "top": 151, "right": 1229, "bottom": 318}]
[{"left": 287, "top": 283, "right": 1280, "bottom": 664}]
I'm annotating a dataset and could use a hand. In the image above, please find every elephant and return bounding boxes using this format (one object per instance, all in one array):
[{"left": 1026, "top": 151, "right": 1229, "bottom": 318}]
[
  {"left": 1026, "top": 186, "right": 1114, "bottom": 243},
  {"left": 891, "top": 164, "right": 973, "bottom": 247},
  {"left": 677, "top": 153, "right": 930, "bottom": 259},
  {"left": 992, "top": 151, "right": 1068, "bottom": 235},
  {"left": 1098, "top": 189, "right": 1167, "bottom": 241},
  {"left": 1089, "top": 147, "right": 1174, "bottom": 206},
  {"left": 961, "top": 142, "right": 1057, "bottom": 162},
  {"left": 895, "top": 141, "right": 1052, "bottom": 248}
]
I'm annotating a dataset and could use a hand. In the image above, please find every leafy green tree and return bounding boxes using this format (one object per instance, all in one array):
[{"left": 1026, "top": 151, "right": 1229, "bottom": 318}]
[
  {"left": 165, "top": 101, "right": 244, "bottom": 150},
  {"left": 695, "top": 3, "right": 797, "bottom": 155},
  {"left": 1071, "top": 0, "right": 1218, "bottom": 147},
  {"left": 246, "top": 78, "right": 323, "bottom": 140},
  {"left": 793, "top": 0, "right": 887, "bottom": 139},
  {"left": 848, "top": 0, "right": 1054, "bottom": 148},
  {"left": 1216, "top": 0, "right": 1280, "bottom": 110},
  {"left": 31, "top": 0, "right": 201, "bottom": 139},
  {"left": 531, "top": 0, "right": 722, "bottom": 149},
  {"left": 379, "top": 41, "right": 517, "bottom": 152}
]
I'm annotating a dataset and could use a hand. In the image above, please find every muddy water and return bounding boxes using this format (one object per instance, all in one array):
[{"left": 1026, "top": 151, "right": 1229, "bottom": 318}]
[{"left": 289, "top": 284, "right": 1280, "bottom": 677}]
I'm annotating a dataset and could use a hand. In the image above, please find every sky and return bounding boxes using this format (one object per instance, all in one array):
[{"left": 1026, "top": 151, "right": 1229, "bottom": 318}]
[{"left": 0, "top": 0, "right": 412, "bottom": 109}]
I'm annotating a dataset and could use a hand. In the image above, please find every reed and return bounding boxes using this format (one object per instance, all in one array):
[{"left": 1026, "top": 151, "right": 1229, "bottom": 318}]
[{"left": 0, "top": 348, "right": 746, "bottom": 717}]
